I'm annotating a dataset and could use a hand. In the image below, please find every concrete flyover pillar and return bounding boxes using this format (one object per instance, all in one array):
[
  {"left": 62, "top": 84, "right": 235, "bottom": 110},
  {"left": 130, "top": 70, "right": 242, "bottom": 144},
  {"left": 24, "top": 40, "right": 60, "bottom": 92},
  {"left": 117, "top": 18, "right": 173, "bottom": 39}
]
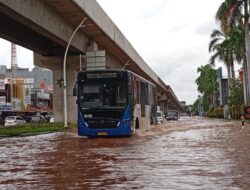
[{"left": 34, "top": 53, "right": 82, "bottom": 123}]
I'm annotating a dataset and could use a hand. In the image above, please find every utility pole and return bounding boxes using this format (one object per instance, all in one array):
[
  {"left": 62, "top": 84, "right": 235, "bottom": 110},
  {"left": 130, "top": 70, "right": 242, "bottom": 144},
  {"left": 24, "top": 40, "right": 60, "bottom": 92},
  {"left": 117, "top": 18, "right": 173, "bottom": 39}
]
[
  {"left": 63, "top": 17, "right": 87, "bottom": 127},
  {"left": 11, "top": 43, "right": 18, "bottom": 102}
]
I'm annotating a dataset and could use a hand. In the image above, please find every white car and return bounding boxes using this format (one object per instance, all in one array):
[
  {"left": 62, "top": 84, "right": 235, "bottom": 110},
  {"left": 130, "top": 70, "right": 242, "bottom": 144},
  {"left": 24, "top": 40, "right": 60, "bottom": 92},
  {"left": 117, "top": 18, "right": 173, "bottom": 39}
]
[
  {"left": 165, "top": 110, "right": 179, "bottom": 121},
  {"left": 4, "top": 116, "right": 27, "bottom": 126},
  {"left": 49, "top": 116, "right": 54, "bottom": 123},
  {"left": 156, "top": 111, "right": 164, "bottom": 124}
]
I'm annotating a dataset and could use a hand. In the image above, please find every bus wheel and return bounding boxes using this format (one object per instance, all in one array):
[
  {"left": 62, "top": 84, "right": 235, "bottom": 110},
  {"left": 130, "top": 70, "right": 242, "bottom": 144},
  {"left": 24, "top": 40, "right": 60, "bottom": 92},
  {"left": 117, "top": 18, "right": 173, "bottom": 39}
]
[{"left": 135, "top": 118, "right": 139, "bottom": 129}]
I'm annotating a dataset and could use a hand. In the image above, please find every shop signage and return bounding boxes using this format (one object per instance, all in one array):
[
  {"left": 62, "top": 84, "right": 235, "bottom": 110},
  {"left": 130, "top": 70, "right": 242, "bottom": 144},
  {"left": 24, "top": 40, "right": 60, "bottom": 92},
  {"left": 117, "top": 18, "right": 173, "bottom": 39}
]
[{"left": 0, "top": 103, "right": 12, "bottom": 111}]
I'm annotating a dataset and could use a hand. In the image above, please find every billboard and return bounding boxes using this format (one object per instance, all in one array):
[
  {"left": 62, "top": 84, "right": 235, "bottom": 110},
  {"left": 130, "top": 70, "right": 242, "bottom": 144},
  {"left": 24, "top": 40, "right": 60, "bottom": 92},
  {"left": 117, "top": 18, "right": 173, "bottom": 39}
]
[
  {"left": 23, "top": 84, "right": 31, "bottom": 109},
  {"left": 12, "top": 98, "right": 22, "bottom": 111},
  {"left": 0, "top": 103, "right": 12, "bottom": 112},
  {"left": 23, "top": 78, "right": 34, "bottom": 110}
]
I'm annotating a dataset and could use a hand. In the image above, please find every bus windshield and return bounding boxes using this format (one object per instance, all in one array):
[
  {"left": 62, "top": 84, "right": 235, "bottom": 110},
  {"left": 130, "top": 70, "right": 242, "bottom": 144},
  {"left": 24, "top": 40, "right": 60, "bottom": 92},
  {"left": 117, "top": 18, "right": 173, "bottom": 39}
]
[{"left": 78, "top": 72, "right": 127, "bottom": 109}]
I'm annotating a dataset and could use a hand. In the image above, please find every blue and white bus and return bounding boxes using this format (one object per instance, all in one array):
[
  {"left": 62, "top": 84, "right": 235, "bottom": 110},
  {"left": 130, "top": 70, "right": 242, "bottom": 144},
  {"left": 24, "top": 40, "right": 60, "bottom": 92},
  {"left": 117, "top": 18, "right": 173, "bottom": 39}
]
[{"left": 75, "top": 69, "right": 156, "bottom": 137}]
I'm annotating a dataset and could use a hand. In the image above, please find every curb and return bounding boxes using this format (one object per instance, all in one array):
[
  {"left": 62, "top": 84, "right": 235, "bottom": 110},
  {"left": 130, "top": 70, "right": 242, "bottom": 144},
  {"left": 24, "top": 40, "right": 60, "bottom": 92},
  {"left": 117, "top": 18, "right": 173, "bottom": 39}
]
[{"left": 0, "top": 130, "right": 65, "bottom": 138}]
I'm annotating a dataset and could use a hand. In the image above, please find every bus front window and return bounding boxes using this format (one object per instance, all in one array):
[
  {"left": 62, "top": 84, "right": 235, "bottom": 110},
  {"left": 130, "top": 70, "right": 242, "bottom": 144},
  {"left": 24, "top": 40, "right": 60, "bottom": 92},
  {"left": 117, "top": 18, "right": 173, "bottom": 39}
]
[
  {"left": 81, "top": 84, "right": 102, "bottom": 108},
  {"left": 79, "top": 77, "right": 127, "bottom": 109}
]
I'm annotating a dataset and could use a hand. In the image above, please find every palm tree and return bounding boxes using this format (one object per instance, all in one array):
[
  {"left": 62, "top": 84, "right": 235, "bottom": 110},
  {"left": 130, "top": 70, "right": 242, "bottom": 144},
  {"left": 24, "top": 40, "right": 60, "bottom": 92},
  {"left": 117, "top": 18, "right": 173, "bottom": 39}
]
[
  {"left": 208, "top": 29, "right": 233, "bottom": 96},
  {"left": 195, "top": 64, "right": 218, "bottom": 109},
  {"left": 228, "top": 27, "right": 245, "bottom": 78},
  {"left": 209, "top": 28, "right": 245, "bottom": 96},
  {"left": 216, "top": 0, "right": 250, "bottom": 103}
]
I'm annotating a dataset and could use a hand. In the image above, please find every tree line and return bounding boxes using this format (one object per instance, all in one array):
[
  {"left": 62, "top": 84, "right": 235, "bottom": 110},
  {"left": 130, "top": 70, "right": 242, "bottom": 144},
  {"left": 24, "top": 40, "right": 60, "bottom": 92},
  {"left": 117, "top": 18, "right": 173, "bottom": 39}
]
[{"left": 193, "top": 0, "right": 248, "bottom": 117}]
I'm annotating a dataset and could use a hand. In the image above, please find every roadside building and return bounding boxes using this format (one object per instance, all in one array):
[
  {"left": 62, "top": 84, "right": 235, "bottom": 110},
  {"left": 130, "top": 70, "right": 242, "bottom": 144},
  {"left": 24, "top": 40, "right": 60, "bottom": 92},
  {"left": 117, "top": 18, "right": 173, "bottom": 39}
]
[{"left": 0, "top": 65, "right": 53, "bottom": 119}]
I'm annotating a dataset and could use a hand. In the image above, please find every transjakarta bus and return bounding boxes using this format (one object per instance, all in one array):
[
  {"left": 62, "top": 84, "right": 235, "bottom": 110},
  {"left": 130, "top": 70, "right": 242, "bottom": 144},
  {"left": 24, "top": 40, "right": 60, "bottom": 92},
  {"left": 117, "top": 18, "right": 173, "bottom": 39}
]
[{"left": 75, "top": 69, "right": 156, "bottom": 137}]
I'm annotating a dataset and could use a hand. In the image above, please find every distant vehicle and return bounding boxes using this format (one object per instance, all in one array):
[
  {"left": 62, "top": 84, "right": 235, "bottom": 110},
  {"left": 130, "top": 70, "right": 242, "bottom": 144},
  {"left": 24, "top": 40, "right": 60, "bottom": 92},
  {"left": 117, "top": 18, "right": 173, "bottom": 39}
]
[
  {"left": 49, "top": 116, "right": 54, "bottom": 123},
  {"left": 4, "top": 116, "right": 27, "bottom": 126},
  {"left": 23, "top": 115, "right": 33, "bottom": 123},
  {"left": 31, "top": 115, "right": 47, "bottom": 123},
  {"left": 165, "top": 110, "right": 179, "bottom": 121},
  {"left": 45, "top": 115, "right": 53, "bottom": 123},
  {"left": 156, "top": 111, "right": 164, "bottom": 124}
]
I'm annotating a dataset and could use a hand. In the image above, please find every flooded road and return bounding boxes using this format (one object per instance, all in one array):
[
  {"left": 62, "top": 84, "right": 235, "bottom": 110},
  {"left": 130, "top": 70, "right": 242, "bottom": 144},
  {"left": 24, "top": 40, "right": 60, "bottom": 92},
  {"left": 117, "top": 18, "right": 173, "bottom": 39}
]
[{"left": 0, "top": 117, "right": 250, "bottom": 189}]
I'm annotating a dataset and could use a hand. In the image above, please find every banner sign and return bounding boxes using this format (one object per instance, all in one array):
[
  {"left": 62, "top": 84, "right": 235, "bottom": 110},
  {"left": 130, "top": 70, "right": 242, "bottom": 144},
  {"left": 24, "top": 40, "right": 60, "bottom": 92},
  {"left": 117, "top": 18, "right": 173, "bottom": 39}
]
[
  {"left": 24, "top": 78, "right": 34, "bottom": 84},
  {"left": 12, "top": 98, "right": 22, "bottom": 111},
  {"left": 0, "top": 96, "right": 6, "bottom": 104},
  {"left": 0, "top": 103, "right": 12, "bottom": 111},
  {"left": 40, "top": 81, "right": 47, "bottom": 89},
  {"left": 23, "top": 85, "right": 31, "bottom": 109}
]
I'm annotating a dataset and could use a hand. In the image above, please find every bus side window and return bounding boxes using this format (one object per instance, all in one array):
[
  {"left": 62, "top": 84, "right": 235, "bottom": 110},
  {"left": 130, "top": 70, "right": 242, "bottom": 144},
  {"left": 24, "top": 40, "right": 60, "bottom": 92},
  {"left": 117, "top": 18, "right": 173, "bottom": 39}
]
[
  {"left": 136, "top": 81, "right": 140, "bottom": 104},
  {"left": 140, "top": 82, "right": 145, "bottom": 116},
  {"left": 128, "top": 74, "right": 132, "bottom": 95},
  {"left": 132, "top": 78, "right": 137, "bottom": 103},
  {"left": 144, "top": 83, "right": 149, "bottom": 105}
]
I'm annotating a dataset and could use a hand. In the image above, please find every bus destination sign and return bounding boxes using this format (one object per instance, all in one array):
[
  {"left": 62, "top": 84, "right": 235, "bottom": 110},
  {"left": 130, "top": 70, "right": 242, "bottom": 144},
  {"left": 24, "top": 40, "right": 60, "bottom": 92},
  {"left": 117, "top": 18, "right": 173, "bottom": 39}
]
[{"left": 87, "top": 73, "right": 117, "bottom": 79}]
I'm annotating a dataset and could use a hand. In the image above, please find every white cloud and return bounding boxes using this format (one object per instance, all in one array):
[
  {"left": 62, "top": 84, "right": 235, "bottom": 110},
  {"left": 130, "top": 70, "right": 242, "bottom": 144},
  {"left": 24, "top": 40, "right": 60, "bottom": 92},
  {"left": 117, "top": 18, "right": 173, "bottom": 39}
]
[
  {"left": 0, "top": 38, "right": 33, "bottom": 70},
  {"left": 97, "top": 0, "right": 224, "bottom": 104},
  {"left": 0, "top": 39, "right": 11, "bottom": 67}
]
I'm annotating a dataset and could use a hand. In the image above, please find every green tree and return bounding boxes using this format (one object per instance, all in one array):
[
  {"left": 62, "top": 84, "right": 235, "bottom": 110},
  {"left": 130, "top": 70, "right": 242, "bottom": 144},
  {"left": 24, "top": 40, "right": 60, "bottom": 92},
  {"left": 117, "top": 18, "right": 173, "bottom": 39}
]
[
  {"left": 208, "top": 29, "right": 233, "bottom": 81},
  {"left": 192, "top": 99, "right": 199, "bottom": 115},
  {"left": 195, "top": 64, "right": 218, "bottom": 109},
  {"left": 229, "top": 78, "right": 244, "bottom": 105},
  {"left": 208, "top": 27, "right": 244, "bottom": 98},
  {"left": 216, "top": 0, "right": 250, "bottom": 103}
]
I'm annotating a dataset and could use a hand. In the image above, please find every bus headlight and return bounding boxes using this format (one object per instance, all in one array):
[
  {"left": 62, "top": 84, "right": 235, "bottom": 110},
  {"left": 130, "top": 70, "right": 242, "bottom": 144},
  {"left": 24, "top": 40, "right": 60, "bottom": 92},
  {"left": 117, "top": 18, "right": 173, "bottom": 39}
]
[
  {"left": 84, "top": 122, "right": 88, "bottom": 127},
  {"left": 120, "top": 119, "right": 130, "bottom": 126}
]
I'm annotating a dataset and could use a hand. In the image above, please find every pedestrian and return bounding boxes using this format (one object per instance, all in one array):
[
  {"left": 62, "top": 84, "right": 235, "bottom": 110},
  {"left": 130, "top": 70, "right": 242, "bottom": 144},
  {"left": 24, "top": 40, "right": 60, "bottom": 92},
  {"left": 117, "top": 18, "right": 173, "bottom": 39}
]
[{"left": 241, "top": 115, "right": 245, "bottom": 129}]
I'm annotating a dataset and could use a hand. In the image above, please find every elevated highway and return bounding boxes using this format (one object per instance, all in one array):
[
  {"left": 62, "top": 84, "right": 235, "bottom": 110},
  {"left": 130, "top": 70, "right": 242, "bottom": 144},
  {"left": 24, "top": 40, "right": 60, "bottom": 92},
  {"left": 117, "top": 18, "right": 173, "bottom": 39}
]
[{"left": 0, "top": 0, "right": 181, "bottom": 122}]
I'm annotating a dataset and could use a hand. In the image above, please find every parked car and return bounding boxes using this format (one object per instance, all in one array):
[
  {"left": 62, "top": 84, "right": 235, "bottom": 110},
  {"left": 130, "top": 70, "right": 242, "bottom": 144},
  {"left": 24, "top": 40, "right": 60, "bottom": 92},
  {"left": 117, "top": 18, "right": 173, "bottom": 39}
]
[
  {"left": 45, "top": 115, "right": 54, "bottom": 123},
  {"left": 156, "top": 111, "right": 164, "bottom": 124},
  {"left": 4, "top": 116, "right": 27, "bottom": 126},
  {"left": 165, "top": 110, "right": 179, "bottom": 120},
  {"left": 49, "top": 116, "right": 54, "bottom": 123},
  {"left": 23, "top": 115, "right": 33, "bottom": 123},
  {"left": 31, "top": 115, "right": 47, "bottom": 123}
]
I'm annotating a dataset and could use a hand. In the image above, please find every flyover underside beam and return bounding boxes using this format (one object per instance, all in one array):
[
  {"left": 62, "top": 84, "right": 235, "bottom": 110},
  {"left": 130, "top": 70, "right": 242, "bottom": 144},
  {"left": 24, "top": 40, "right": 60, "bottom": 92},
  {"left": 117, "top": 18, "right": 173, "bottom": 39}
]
[
  {"left": 0, "top": 12, "right": 61, "bottom": 55},
  {"left": 36, "top": 0, "right": 180, "bottom": 107},
  {"left": 0, "top": 0, "right": 87, "bottom": 55},
  {"left": 43, "top": 0, "right": 165, "bottom": 89}
]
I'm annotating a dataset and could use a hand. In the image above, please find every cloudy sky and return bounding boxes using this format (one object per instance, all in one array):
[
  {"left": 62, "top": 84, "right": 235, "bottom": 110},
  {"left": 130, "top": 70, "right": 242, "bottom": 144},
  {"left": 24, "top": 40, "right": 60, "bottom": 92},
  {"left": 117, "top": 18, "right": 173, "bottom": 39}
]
[
  {"left": 0, "top": 0, "right": 227, "bottom": 104},
  {"left": 96, "top": 0, "right": 226, "bottom": 105}
]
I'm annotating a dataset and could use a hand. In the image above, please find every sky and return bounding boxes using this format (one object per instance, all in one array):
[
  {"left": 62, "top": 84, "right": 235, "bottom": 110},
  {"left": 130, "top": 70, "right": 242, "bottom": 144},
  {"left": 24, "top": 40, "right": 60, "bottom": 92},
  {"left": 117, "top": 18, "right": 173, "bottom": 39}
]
[{"left": 0, "top": 0, "right": 230, "bottom": 104}]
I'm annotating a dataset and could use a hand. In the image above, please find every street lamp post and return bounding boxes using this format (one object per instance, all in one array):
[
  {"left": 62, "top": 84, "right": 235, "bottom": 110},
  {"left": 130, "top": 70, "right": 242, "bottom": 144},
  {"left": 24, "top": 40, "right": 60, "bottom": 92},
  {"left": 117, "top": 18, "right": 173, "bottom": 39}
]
[{"left": 63, "top": 17, "right": 87, "bottom": 127}]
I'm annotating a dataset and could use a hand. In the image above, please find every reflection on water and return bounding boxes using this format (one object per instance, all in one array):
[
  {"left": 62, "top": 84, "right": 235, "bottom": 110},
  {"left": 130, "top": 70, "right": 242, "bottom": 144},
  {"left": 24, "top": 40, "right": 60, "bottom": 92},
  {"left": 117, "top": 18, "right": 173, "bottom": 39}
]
[{"left": 0, "top": 118, "right": 249, "bottom": 189}]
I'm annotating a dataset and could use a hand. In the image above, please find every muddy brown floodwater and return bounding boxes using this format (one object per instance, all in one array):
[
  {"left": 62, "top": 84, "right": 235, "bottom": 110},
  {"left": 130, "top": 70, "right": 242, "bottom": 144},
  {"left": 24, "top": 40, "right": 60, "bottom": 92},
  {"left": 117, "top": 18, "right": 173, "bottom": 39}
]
[{"left": 0, "top": 117, "right": 250, "bottom": 190}]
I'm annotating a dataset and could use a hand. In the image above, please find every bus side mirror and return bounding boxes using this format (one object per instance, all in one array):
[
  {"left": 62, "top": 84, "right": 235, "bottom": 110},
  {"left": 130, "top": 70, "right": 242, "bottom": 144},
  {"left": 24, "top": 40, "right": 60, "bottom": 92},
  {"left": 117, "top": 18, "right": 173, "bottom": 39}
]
[{"left": 73, "top": 82, "right": 77, "bottom": 96}]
